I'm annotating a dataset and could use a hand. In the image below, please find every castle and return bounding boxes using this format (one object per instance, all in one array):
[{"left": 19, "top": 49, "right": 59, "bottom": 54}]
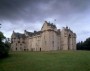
[{"left": 11, "top": 21, "right": 76, "bottom": 51}]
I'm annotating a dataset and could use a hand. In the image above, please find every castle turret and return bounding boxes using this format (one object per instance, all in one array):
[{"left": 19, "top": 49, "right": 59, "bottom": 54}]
[{"left": 61, "top": 26, "right": 76, "bottom": 50}]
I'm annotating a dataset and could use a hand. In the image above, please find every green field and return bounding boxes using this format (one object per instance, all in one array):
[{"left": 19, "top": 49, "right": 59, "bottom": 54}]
[{"left": 0, "top": 51, "right": 90, "bottom": 71}]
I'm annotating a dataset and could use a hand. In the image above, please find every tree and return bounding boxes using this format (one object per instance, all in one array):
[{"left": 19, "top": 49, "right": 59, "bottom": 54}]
[
  {"left": 0, "top": 31, "right": 10, "bottom": 58},
  {"left": 0, "top": 32, "right": 5, "bottom": 42},
  {"left": 76, "top": 41, "right": 84, "bottom": 50},
  {"left": 83, "top": 37, "right": 90, "bottom": 50},
  {"left": 77, "top": 37, "right": 90, "bottom": 50}
]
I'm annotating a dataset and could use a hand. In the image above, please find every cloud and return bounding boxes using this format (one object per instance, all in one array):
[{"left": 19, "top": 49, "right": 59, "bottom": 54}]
[
  {"left": 0, "top": 0, "right": 90, "bottom": 42},
  {"left": 0, "top": 0, "right": 89, "bottom": 22}
]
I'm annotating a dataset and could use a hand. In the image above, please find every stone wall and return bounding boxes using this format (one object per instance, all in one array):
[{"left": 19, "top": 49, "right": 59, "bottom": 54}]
[{"left": 11, "top": 21, "right": 76, "bottom": 51}]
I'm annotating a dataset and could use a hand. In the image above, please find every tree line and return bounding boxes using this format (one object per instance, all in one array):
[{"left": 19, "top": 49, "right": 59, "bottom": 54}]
[{"left": 77, "top": 37, "right": 90, "bottom": 50}]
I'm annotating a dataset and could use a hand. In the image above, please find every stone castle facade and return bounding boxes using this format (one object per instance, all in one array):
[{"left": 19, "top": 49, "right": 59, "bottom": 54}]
[{"left": 11, "top": 21, "right": 76, "bottom": 51}]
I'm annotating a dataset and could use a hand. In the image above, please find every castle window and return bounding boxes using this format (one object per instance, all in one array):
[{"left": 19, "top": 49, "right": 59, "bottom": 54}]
[
  {"left": 22, "top": 41, "right": 25, "bottom": 43},
  {"left": 18, "top": 41, "right": 20, "bottom": 43},
  {"left": 24, "top": 49, "right": 26, "bottom": 51},
  {"left": 16, "top": 48, "right": 17, "bottom": 51},
  {"left": 65, "top": 35, "right": 67, "bottom": 37},
  {"left": 14, "top": 38, "right": 16, "bottom": 39}
]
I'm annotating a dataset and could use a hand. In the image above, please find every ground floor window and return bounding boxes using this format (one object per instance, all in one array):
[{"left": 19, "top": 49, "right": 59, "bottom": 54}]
[{"left": 16, "top": 47, "right": 17, "bottom": 51}]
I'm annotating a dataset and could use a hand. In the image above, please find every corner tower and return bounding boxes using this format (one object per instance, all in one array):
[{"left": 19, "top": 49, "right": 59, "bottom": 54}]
[{"left": 61, "top": 26, "right": 76, "bottom": 50}]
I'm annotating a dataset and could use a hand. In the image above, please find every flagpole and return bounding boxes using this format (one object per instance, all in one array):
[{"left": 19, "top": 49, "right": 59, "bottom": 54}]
[
  {"left": 0, "top": 24, "right": 1, "bottom": 28},
  {"left": 54, "top": 19, "right": 56, "bottom": 25}
]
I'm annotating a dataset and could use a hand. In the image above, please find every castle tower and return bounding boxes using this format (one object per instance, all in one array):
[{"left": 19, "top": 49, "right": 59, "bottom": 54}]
[{"left": 61, "top": 26, "right": 76, "bottom": 50}]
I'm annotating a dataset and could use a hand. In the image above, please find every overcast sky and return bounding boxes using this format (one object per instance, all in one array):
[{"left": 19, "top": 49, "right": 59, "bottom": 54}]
[{"left": 0, "top": 0, "right": 90, "bottom": 42}]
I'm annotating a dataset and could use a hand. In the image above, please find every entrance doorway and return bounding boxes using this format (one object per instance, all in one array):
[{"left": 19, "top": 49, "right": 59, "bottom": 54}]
[{"left": 40, "top": 48, "right": 41, "bottom": 51}]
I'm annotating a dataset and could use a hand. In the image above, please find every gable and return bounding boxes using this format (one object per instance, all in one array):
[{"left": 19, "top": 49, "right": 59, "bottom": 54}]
[{"left": 41, "top": 21, "right": 48, "bottom": 31}]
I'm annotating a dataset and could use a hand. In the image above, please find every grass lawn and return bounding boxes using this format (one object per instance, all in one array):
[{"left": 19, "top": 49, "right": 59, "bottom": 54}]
[{"left": 0, "top": 51, "right": 90, "bottom": 71}]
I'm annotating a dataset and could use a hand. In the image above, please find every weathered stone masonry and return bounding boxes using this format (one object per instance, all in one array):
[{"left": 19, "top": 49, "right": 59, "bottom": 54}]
[{"left": 11, "top": 21, "right": 76, "bottom": 51}]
